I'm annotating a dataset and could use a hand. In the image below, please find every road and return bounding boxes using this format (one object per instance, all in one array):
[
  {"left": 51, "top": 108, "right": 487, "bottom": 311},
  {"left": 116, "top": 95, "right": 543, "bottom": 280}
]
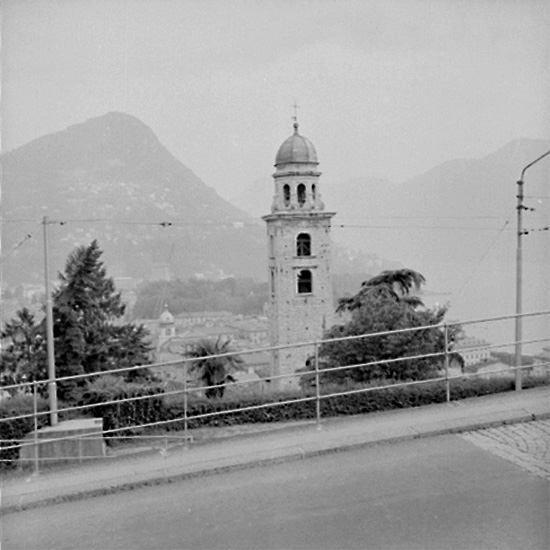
[{"left": 2, "top": 424, "right": 549, "bottom": 550}]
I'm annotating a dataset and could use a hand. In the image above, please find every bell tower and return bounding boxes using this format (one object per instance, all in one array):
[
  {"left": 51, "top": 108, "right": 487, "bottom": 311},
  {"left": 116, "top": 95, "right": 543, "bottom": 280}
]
[{"left": 263, "top": 121, "right": 335, "bottom": 387}]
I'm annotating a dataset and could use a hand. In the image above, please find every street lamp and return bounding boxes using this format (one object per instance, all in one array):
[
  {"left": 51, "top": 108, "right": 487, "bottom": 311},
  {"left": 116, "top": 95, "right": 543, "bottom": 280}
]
[{"left": 515, "top": 149, "right": 550, "bottom": 391}]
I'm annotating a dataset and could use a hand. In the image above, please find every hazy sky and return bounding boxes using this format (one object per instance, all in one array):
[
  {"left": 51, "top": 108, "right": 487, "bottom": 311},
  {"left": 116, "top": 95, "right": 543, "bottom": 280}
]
[{"left": 2, "top": 0, "right": 549, "bottom": 199}]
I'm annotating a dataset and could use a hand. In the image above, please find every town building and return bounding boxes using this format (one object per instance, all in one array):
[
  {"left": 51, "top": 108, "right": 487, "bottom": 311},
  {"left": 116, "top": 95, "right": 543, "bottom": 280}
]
[
  {"left": 262, "top": 121, "right": 335, "bottom": 387},
  {"left": 455, "top": 336, "right": 492, "bottom": 367}
]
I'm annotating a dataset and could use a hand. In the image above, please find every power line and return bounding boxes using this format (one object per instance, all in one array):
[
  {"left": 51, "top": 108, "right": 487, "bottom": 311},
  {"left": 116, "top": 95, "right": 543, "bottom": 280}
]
[
  {"left": 334, "top": 215, "right": 509, "bottom": 220},
  {"left": 453, "top": 218, "right": 512, "bottom": 300},
  {"left": 0, "top": 231, "right": 36, "bottom": 260},
  {"left": 1, "top": 217, "right": 522, "bottom": 232},
  {"left": 334, "top": 224, "right": 515, "bottom": 231}
]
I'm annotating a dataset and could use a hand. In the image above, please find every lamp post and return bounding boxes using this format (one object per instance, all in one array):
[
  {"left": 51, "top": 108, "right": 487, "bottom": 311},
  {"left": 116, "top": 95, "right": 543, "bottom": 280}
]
[{"left": 515, "top": 149, "right": 550, "bottom": 391}]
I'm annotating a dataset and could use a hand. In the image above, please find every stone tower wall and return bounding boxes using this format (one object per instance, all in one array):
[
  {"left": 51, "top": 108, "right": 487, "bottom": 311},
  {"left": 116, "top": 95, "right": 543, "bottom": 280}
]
[{"left": 265, "top": 213, "right": 334, "bottom": 387}]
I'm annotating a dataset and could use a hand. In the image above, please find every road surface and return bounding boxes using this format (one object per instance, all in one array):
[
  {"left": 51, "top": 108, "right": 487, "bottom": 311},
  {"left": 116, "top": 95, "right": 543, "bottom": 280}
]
[{"left": 2, "top": 423, "right": 549, "bottom": 549}]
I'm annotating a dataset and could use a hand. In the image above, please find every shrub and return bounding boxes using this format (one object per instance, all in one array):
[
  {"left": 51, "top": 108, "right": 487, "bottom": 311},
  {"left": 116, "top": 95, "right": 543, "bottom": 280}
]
[
  {"left": 162, "top": 374, "right": 549, "bottom": 430},
  {"left": 78, "top": 375, "right": 165, "bottom": 441},
  {"left": 73, "top": 373, "right": 549, "bottom": 440},
  {"left": 0, "top": 395, "right": 49, "bottom": 469}
]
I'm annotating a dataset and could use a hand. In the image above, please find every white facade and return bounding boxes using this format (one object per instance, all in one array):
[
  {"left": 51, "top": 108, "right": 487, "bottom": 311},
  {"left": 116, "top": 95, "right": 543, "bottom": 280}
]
[
  {"left": 263, "top": 123, "right": 335, "bottom": 387},
  {"left": 455, "top": 336, "right": 491, "bottom": 367}
]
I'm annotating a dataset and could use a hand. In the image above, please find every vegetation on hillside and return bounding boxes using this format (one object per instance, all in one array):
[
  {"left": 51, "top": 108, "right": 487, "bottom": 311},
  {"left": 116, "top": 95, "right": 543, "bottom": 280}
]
[{"left": 132, "top": 277, "right": 268, "bottom": 319}]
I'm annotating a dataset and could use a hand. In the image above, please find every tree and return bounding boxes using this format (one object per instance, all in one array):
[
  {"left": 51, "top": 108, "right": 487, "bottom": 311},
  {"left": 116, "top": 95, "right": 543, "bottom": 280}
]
[
  {"left": 336, "top": 269, "right": 426, "bottom": 313},
  {"left": 302, "top": 269, "right": 459, "bottom": 386},
  {"left": 1, "top": 241, "right": 153, "bottom": 402},
  {"left": 50, "top": 240, "right": 152, "bottom": 399},
  {"left": 0, "top": 308, "right": 46, "bottom": 392},
  {"left": 186, "top": 337, "right": 244, "bottom": 399}
]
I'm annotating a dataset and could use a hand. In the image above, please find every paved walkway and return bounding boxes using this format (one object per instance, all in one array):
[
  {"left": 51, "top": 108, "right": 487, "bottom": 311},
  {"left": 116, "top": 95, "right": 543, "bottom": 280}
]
[
  {"left": 1, "top": 386, "right": 548, "bottom": 513},
  {"left": 461, "top": 419, "right": 550, "bottom": 480}
]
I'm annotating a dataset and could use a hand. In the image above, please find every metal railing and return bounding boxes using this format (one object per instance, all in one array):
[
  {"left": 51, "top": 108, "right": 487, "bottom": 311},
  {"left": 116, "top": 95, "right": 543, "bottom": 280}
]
[{"left": 1, "top": 310, "right": 549, "bottom": 473}]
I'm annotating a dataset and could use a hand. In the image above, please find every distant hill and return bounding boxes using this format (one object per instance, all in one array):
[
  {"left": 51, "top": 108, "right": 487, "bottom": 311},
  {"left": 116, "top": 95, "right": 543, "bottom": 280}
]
[
  {"left": 1, "top": 112, "right": 267, "bottom": 285},
  {"left": 323, "top": 138, "right": 550, "bottom": 267},
  {"left": 3, "top": 113, "right": 547, "bottom": 334},
  {"left": 326, "top": 139, "right": 549, "bottom": 347},
  {"left": 1, "top": 112, "right": 402, "bottom": 289},
  {"left": 227, "top": 138, "right": 550, "bottom": 270}
]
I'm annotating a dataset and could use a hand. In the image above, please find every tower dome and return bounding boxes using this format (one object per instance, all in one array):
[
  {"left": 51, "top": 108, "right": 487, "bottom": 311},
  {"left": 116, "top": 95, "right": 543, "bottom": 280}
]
[
  {"left": 158, "top": 304, "right": 174, "bottom": 325},
  {"left": 275, "top": 123, "right": 318, "bottom": 166}
]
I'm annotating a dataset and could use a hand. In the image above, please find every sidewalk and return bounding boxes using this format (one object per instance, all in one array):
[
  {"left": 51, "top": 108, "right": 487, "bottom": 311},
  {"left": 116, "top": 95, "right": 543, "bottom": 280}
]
[{"left": 2, "top": 386, "right": 548, "bottom": 513}]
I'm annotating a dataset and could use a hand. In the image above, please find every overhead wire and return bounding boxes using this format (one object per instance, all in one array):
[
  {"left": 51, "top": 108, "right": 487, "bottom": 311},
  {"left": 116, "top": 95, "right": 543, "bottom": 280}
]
[
  {"left": 452, "top": 216, "right": 512, "bottom": 301},
  {"left": 1, "top": 216, "right": 522, "bottom": 232},
  {"left": 0, "top": 229, "right": 37, "bottom": 260}
]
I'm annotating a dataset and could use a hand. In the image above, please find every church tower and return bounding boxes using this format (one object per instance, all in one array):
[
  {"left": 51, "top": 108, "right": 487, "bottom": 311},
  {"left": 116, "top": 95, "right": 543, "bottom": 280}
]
[{"left": 263, "top": 121, "right": 335, "bottom": 387}]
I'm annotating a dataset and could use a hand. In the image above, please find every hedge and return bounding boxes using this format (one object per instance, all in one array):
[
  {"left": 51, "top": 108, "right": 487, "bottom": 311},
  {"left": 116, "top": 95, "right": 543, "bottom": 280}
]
[
  {"left": 161, "top": 374, "right": 548, "bottom": 430},
  {"left": 78, "top": 375, "right": 166, "bottom": 440},
  {"left": 3, "top": 375, "right": 546, "bottom": 459}
]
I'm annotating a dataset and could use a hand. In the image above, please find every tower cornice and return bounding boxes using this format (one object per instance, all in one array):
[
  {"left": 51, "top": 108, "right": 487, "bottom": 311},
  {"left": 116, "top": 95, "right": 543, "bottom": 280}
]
[
  {"left": 272, "top": 169, "right": 321, "bottom": 178},
  {"left": 262, "top": 211, "right": 336, "bottom": 222}
]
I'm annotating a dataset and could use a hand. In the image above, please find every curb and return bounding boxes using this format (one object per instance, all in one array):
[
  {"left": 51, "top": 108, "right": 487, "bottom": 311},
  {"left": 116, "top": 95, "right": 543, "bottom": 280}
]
[{"left": 3, "top": 410, "right": 549, "bottom": 515}]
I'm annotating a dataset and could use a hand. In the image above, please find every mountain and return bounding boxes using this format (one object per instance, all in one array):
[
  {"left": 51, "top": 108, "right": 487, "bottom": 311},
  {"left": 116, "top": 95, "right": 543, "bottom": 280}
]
[
  {"left": 1, "top": 112, "right": 403, "bottom": 290},
  {"left": 322, "top": 138, "right": 550, "bottom": 267},
  {"left": 2, "top": 113, "right": 547, "bottom": 339},
  {"left": 1, "top": 112, "right": 267, "bottom": 285},
  {"left": 228, "top": 137, "right": 549, "bottom": 276},
  {"left": 322, "top": 139, "right": 550, "bottom": 348}
]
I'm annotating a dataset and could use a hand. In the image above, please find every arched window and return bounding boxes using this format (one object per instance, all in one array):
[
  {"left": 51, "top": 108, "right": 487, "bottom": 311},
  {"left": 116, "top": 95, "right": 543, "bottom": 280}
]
[
  {"left": 270, "top": 268, "right": 275, "bottom": 297},
  {"left": 283, "top": 184, "right": 291, "bottom": 207},
  {"left": 312, "top": 184, "right": 316, "bottom": 201},
  {"left": 297, "top": 184, "right": 306, "bottom": 205},
  {"left": 296, "top": 233, "right": 311, "bottom": 256},
  {"left": 270, "top": 234, "right": 275, "bottom": 258},
  {"left": 297, "top": 269, "right": 312, "bottom": 294}
]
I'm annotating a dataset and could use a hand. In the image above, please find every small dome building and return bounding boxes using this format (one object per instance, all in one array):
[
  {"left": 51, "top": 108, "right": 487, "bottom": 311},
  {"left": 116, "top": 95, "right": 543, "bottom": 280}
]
[{"left": 158, "top": 304, "right": 176, "bottom": 346}]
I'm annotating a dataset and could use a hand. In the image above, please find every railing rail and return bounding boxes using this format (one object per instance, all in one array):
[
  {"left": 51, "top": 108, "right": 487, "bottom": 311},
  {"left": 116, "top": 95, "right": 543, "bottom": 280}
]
[{"left": 1, "top": 310, "right": 548, "bottom": 471}]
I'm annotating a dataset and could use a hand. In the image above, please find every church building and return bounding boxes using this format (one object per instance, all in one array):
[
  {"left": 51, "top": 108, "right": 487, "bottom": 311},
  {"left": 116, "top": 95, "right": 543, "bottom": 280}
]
[{"left": 263, "top": 121, "right": 335, "bottom": 387}]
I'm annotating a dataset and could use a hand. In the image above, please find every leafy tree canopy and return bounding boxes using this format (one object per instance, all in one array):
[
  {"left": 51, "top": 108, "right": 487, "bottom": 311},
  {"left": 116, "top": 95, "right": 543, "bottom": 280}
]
[{"left": 302, "top": 269, "right": 460, "bottom": 386}]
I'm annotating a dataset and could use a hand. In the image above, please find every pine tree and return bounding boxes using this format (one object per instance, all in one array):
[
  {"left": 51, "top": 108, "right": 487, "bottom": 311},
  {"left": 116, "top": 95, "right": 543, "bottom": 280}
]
[
  {"left": 1, "top": 241, "right": 153, "bottom": 402},
  {"left": 51, "top": 240, "right": 152, "bottom": 399}
]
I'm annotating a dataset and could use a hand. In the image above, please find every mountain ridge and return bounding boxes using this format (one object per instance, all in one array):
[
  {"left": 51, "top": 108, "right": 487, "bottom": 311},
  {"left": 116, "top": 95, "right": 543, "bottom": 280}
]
[
  {"left": 2, "top": 112, "right": 548, "bottom": 301},
  {"left": 1, "top": 112, "right": 389, "bottom": 288},
  {"left": 1, "top": 112, "right": 265, "bottom": 285}
]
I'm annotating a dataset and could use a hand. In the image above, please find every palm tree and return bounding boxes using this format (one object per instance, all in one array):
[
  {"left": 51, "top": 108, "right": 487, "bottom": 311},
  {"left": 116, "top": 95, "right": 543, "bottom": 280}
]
[
  {"left": 186, "top": 337, "right": 244, "bottom": 399},
  {"left": 336, "top": 269, "right": 426, "bottom": 313}
]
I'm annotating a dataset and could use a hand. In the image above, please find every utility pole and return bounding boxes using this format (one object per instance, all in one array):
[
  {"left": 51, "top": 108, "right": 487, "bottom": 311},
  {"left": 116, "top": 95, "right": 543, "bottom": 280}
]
[
  {"left": 43, "top": 216, "right": 58, "bottom": 425},
  {"left": 515, "top": 149, "right": 550, "bottom": 391}
]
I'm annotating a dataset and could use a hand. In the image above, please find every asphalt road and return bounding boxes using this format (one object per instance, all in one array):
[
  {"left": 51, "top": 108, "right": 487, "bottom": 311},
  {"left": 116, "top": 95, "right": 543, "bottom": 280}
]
[{"left": 2, "top": 431, "right": 548, "bottom": 550}]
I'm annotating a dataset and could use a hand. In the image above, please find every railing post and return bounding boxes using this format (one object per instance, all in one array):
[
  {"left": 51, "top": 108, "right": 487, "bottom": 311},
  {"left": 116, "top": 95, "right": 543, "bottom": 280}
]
[
  {"left": 444, "top": 323, "right": 450, "bottom": 403},
  {"left": 33, "top": 382, "right": 39, "bottom": 475},
  {"left": 314, "top": 341, "right": 321, "bottom": 429},
  {"left": 183, "top": 362, "right": 189, "bottom": 446}
]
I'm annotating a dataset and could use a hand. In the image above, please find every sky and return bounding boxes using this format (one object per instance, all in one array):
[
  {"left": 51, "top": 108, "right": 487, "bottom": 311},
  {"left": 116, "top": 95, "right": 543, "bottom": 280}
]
[{"left": 2, "top": 0, "right": 549, "bottom": 201}]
